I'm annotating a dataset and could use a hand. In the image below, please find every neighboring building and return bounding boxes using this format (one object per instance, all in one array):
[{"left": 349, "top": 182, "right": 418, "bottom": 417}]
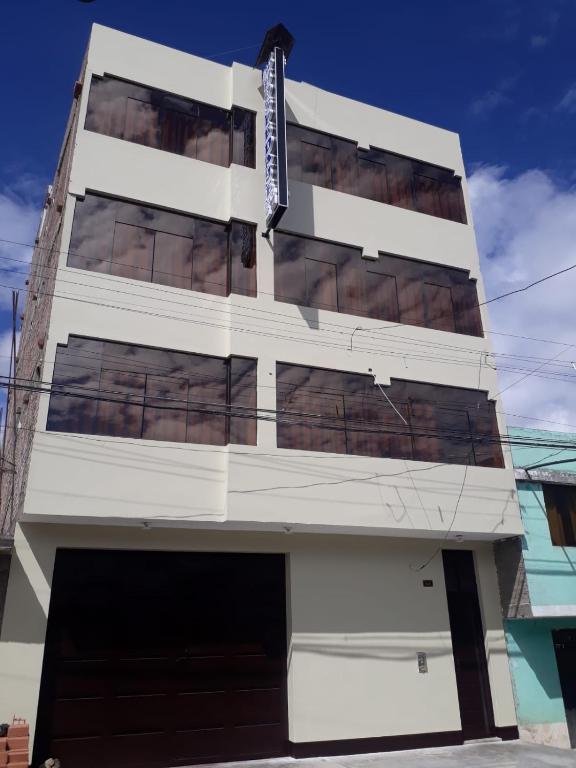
[
  {"left": 496, "top": 427, "right": 576, "bottom": 750},
  {"left": 0, "top": 24, "right": 522, "bottom": 768}
]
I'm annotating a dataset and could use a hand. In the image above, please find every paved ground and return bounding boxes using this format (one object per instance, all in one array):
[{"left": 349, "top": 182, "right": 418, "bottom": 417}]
[{"left": 194, "top": 742, "right": 576, "bottom": 768}]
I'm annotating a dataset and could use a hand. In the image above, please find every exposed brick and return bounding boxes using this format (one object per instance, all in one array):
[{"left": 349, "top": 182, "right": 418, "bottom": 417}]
[
  {"left": 6, "top": 726, "right": 28, "bottom": 738},
  {"left": 0, "top": 58, "right": 86, "bottom": 538},
  {"left": 5, "top": 737, "right": 27, "bottom": 751}
]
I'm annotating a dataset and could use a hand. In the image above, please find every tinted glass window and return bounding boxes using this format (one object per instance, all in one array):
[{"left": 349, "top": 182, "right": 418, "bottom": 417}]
[
  {"left": 85, "top": 75, "right": 256, "bottom": 169},
  {"left": 47, "top": 336, "right": 257, "bottom": 446},
  {"left": 68, "top": 193, "right": 256, "bottom": 298},
  {"left": 287, "top": 123, "right": 466, "bottom": 224},
  {"left": 276, "top": 363, "right": 503, "bottom": 467},
  {"left": 543, "top": 485, "right": 576, "bottom": 547},
  {"left": 274, "top": 231, "right": 482, "bottom": 336}
]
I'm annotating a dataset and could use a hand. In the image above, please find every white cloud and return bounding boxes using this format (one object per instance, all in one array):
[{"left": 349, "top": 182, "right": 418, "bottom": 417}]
[
  {"left": 530, "top": 34, "right": 549, "bottom": 48},
  {"left": 0, "top": 175, "right": 44, "bottom": 311},
  {"left": 468, "top": 75, "right": 518, "bottom": 118},
  {"left": 557, "top": 84, "right": 576, "bottom": 114},
  {"left": 469, "top": 166, "right": 576, "bottom": 432}
]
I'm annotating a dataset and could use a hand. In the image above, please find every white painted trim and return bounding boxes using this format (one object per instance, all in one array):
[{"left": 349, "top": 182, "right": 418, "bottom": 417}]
[{"left": 532, "top": 605, "right": 576, "bottom": 617}]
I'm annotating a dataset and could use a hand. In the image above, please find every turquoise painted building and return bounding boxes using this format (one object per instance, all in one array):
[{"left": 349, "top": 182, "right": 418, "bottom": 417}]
[{"left": 498, "top": 428, "right": 576, "bottom": 748}]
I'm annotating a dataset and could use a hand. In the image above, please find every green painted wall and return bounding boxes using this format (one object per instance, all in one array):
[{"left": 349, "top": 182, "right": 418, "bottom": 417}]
[
  {"left": 505, "top": 618, "right": 576, "bottom": 725},
  {"left": 510, "top": 427, "right": 576, "bottom": 608}
]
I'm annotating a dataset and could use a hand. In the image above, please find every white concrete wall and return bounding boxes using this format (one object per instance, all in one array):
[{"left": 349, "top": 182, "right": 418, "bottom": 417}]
[
  {"left": 17, "top": 23, "right": 520, "bottom": 539},
  {"left": 0, "top": 524, "right": 517, "bottom": 745}
]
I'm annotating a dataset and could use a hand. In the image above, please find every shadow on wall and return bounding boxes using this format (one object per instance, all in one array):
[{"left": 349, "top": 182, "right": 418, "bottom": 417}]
[
  {"left": 507, "top": 620, "right": 564, "bottom": 703},
  {"left": 0, "top": 553, "right": 11, "bottom": 631},
  {"left": 0, "top": 525, "right": 56, "bottom": 644}
]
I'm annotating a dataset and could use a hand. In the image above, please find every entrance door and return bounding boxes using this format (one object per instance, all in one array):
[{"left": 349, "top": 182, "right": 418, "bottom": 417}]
[
  {"left": 442, "top": 550, "right": 495, "bottom": 740},
  {"left": 553, "top": 629, "right": 576, "bottom": 747},
  {"left": 34, "top": 550, "right": 288, "bottom": 768}
]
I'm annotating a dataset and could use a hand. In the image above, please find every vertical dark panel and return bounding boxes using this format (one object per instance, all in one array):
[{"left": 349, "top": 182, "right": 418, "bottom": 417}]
[
  {"left": 357, "top": 156, "right": 388, "bottom": 203},
  {"left": 232, "top": 107, "right": 256, "bottom": 168},
  {"left": 451, "top": 283, "right": 483, "bottom": 337},
  {"left": 152, "top": 232, "right": 194, "bottom": 289},
  {"left": 331, "top": 137, "right": 358, "bottom": 195},
  {"left": 423, "top": 283, "right": 456, "bottom": 332},
  {"left": 192, "top": 220, "right": 228, "bottom": 296},
  {"left": 111, "top": 222, "right": 154, "bottom": 282},
  {"left": 301, "top": 141, "right": 332, "bottom": 187},
  {"left": 142, "top": 375, "right": 188, "bottom": 443},
  {"left": 543, "top": 485, "right": 576, "bottom": 547},
  {"left": 229, "top": 357, "right": 258, "bottom": 446},
  {"left": 365, "top": 272, "right": 400, "bottom": 322},
  {"left": 95, "top": 369, "right": 145, "bottom": 439},
  {"left": 410, "top": 401, "right": 441, "bottom": 462},
  {"left": 196, "top": 104, "right": 231, "bottom": 167},
  {"left": 124, "top": 98, "right": 160, "bottom": 148},
  {"left": 397, "top": 275, "right": 425, "bottom": 328},
  {"left": 68, "top": 194, "right": 118, "bottom": 273},
  {"left": 469, "top": 407, "right": 504, "bottom": 468},
  {"left": 84, "top": 75, "right": 128, "bottom": 139},
  {"left": 229, "top": 222, "right": 257, "bottom": 298},
  {"left": 305, "top": 259, "right": 338, "bottom": 311},
  {"left": 186, "top": 358, "right": 228, "bottom": 446},
  {"left": 442, "top": 550, "right": 496, "bottom": 740}
]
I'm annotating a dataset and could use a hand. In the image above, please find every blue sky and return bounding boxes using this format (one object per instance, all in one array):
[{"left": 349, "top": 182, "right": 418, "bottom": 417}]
[{"left": 1, "top": 0, "right": 576, "bottom": 429}]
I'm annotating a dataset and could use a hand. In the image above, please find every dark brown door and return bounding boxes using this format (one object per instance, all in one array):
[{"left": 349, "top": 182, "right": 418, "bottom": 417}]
[
  {"left": 553, "top": 629, "right": 576, "bottom": 748},
  {"left": 34, "top": 550, "right": 288, "bottom": 768},
  {"left": 442, "top": 550, "right": 495, "bottom": 740}
]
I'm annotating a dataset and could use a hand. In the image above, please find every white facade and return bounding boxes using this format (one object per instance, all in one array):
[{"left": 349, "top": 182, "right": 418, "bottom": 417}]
[{"left": 0, "top": 24, "right": 521, "bottom": 762}]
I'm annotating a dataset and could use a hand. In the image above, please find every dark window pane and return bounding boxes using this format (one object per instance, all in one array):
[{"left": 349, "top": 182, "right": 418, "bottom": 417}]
[
  {"left": 452, "top": 283, "right": 482, "bottom": 337},
  {"left": 301, "top": 142, "right": 332, "bottom": 187},
  {"left": 387, "top": 155, "right": 414, "bottom": 210},
  {"left": 276, "top": 363, "right": 503, "bottom": 466},
  {"left": 305, "top": 259, "right": 338, "bottom": 311},
  {"left": 68, "top": 192, "right": 256, "bottom": 300},
  {"left": 84, "top": 76, "right": 127, "bottom": 139},
  {"left": 543, "top": 485, "right": 576, "bottom": 547},
  {"left": 286, "top": 123, "right": 465, "bottom": 223},
  {"left": 111, "top": 222, "right": 154, "bottom": 281},
  {"left": 229, "top": 221, "right": 257, "bottom": 298},
  {"left": 332, "top": 138, "right": 358, "bottom": 194},
  {"left": 47, "top": 337, "right": 256, "bottom": 447},
  {"left": 470, "top": 408, "right": 504, "bottom": 468},
  {"left": 84, "top": 74, "right": 255, "bottom": 169},
  {"left": 274, "top": 231, "right": 481, "bottom": 335},
  {"left": 274, "top": 232, "right": 307, "bottom": 306},
  {"left": 192, "top": 220, "right": 228, "bottom": 296},
  {"left": 229, "top": 357, "right": 257, "bottom": 445},
  {"left": 397, "top": 275, "right": 425, "bottom": 328},
  {"left": 96, "top": 369, "right": 145, "bottom": 438},
  {"left": 358, "top": 157, "right": 388, "bottom": 203},
  {"left": 186, "top": 359, "right": 227, "bottom": 446},
  {"left": 124, "top": 98, "right": 159, "bottom": 147},
  {"left": 143, "top": 375, "right": 188, "bottom": 442},
  {"left": 162, "top": 107, "right": 198, "bottom": 157},
  {"left": 365, "top": 272, "right": 399, "bottom": 322},
  {"left": 153, "top": 231, "right": 194, "bottom": 289},
  {"left": 196, "top": 105, "right": 230, "bottom": 167},
  {"left": 232, "top": 108, "right": 256, "bottom": 168},
  {"left": 68, "top": 194, "right": 117, "bottom": 273},
  {"left": 423, "top": 283, "right": 456, "bottom": 332}
]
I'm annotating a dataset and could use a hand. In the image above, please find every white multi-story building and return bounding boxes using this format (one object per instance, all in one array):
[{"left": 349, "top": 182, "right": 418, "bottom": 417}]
[{"left": 0, "top": 24, "right": 522, "bottom": 768}]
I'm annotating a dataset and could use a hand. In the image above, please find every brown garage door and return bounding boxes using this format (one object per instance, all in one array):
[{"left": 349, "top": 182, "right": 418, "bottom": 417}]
[{"left": 34, "top": 550, "right": 288, "bottom": 768}]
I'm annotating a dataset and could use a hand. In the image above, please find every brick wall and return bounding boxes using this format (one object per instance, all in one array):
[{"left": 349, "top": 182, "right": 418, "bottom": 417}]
[
  {"left": 494, "top": 537, "right": 533, "bottom": 619},
  {"left": 0, "top": 64, "right": 85, "bottom": 537}
]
